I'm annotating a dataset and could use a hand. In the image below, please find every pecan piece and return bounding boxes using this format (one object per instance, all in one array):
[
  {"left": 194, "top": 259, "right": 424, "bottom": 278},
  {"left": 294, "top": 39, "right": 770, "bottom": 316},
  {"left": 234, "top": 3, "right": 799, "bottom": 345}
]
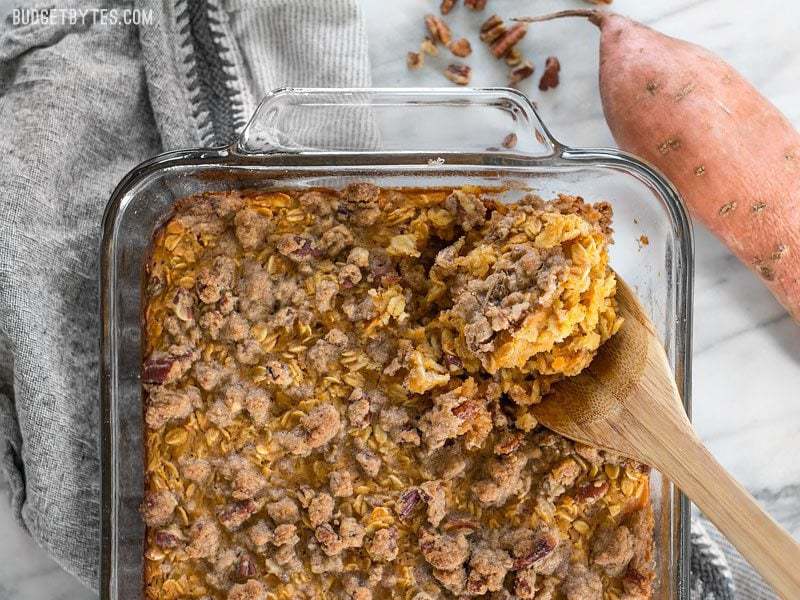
[
  {"left": 444, "top": 63, "right": 472, "bottom": 86},
  {"left": 277, "top": 234, "right": 321, "bottom": 262},
  {"left": 421, "top": 38, "right": 439, "bottom": 56},
  {"left": 368, "top": 249, "right": 395, "bottom": 280},
  {"left": 575, "top": 479, "right": 609, "bottom": 505},
  {"left": 440, "top": 0, "right": 457, "bottom": 14},
  {"left": 480, "top": 14, "right": 503, "bottom": 34},
  {"left": 509, "top": 60, "right": 535, "bottom": 86},
  {"left": 465, "top": 0, "right": 487, "bottom": 9},
  {"left": 539, "top": 56, "right": 561, "bottom": 91},
  {"left": 512, "top": 529, "right": 559, "bottom": 570},
  {"left": 236, "top": 553, "right": 258, "bottom": 580},
  {"left": 490, "top": 23, "right": 527, "bottom": 59},
  {"left": 142, "top": 357, "right": 176, "bottom": 385},
  {"left": 442, "top": 517, "right": 479, "bottom": 532},
  {"left": 448, "top": 38, "right": 472, "bottom": 58},
  {"left": 505, "top": 47, "right": 523, "bottom": 66},
  {"left": 407, "top": 51, "right": 424, "bottom": 70},
  {"left": 425, "top": 14, "right": 452, "bottom": 45},
  {"left": 480, "top": 16, "right": 506, "bottom": 44},
  {"left": 396, "top": 488, "right": 424, "bottom": 521},
  {"left": 154, "top": 530, "right": 181, "bottom": 549},
  {"left": 444, "top": 353, "right": 463, "bottom": 372},
  {"left": 315, "top": 523, "right": 343, "bottom": 556},
  {"left": 218, "top": 500, "right": 259, "bottom": 531}
]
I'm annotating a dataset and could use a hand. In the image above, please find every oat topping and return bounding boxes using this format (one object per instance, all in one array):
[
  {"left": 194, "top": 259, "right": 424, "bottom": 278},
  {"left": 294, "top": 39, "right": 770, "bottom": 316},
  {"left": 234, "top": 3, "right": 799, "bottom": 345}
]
[{"left": 142, "top": 186, "right": 653, "bottom": 599}]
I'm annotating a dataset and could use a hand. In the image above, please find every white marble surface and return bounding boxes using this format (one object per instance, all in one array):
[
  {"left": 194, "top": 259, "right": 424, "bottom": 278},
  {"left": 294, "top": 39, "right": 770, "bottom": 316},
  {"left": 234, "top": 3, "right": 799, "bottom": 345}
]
[{"left": 0, "top": 0, "right": 798, "bottom": 598}]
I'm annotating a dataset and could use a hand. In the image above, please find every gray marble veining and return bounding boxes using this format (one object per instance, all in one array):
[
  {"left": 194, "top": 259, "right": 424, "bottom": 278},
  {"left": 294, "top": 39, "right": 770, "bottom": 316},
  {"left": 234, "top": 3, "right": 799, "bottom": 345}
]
[{"left": 0, "top": 0, "right": 798, "bottom": 596}]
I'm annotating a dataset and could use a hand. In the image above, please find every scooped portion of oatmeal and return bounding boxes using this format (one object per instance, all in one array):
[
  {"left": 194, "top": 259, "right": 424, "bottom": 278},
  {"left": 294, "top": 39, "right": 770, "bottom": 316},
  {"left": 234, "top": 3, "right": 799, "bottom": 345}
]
[{"left": 141, "top": 184, "right": 653, "bottom": 600}]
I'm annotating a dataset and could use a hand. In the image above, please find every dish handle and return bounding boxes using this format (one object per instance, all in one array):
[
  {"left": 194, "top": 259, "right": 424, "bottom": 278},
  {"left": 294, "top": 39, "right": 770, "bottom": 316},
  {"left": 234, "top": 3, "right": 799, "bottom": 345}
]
[{"left": 234, "top": 87, "right": 561, "bottom": 157}]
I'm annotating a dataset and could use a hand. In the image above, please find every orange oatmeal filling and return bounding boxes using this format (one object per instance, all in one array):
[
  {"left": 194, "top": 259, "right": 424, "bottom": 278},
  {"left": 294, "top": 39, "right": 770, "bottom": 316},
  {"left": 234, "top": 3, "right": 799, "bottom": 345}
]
[{"left": 141, "top": 185, "right": 654, "bottom": 600}]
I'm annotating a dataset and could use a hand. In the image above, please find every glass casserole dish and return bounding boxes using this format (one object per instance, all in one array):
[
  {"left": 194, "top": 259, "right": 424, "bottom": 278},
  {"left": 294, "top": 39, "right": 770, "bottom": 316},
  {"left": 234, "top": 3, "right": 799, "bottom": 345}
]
[{"left": 100, "top": 88, "right": 693, "bottom": 600}]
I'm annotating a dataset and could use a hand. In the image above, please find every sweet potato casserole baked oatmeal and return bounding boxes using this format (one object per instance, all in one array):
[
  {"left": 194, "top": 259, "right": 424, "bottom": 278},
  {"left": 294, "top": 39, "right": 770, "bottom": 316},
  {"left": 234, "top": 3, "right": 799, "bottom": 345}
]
[{"left": 141, "top": 184, "right": 655, "bottom": 600}]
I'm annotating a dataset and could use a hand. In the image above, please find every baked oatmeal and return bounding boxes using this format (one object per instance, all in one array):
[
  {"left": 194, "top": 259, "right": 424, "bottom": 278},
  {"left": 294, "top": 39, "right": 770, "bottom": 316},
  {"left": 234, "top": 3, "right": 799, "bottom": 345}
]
[{"left": 141, "top": 184, "right": 654, "bottom": 600}]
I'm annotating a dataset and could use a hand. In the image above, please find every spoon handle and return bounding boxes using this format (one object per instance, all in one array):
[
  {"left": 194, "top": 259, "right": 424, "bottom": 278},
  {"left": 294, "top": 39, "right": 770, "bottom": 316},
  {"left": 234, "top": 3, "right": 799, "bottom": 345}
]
[{"left": 650, "top": 417, "right": 800, "bottom": 599}]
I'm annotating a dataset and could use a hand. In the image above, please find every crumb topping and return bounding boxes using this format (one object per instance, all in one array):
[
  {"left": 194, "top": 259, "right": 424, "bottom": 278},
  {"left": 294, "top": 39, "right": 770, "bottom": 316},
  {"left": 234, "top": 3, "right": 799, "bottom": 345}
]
[{"left": 142, "top": 185, "right": 653, "bottom": 600}]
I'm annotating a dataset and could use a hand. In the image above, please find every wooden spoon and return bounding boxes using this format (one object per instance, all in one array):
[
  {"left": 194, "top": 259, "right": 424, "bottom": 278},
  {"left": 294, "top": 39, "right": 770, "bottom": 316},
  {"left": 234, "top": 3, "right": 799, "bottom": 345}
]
[{"left": 532, "top": 277, "right": 800, "bottom": 599}]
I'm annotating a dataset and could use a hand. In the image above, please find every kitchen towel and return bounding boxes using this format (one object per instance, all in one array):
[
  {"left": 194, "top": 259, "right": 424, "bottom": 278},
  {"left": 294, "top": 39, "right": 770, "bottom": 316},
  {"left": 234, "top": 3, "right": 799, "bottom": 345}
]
[
  {"left": 0, "top": 0, "right": 369, "bottom": 589},
  {"left": 0, "top": 0, "right": 776, "bottom": 597}
]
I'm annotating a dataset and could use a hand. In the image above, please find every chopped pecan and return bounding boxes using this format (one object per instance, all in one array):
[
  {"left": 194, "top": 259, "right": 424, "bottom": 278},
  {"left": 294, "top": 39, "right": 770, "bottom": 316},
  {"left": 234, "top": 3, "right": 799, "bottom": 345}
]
[
  {"left": 444, "top": 64, "right": 472, "bottom": 86},
  {"left": 448, "top": 38, "right": 472, "bottom": 58},
  {"left": 480, "top": 16, "right": 506, "bottom": 44},
  {"left": 490, "top": 23, "right": 527, "bottom": 59},
  {"left": 440, "top": 0, "right": 457, "bottom": 14},
  {"left": 407, "top": 51, "right": 423, "bottom": 70},
  {"left": 442, "top": 517, "right": 479, "bottom": 532},
  {"left": 369, "top": 249, "right": 395, "bottom": 280},
  {"left": 465, "top": 0, "right": 487, "bottom": 9},
  {"left": 425, "top": 14, "right": 452, "bottom": 45},
  {"left": 277, "top": 234, "right": 321, "bottom": 262},
  {"left": 218, "top": 500, "right": 259, "bottom": 531},
  {"left": 236, "top": 553, "right": 258, "bottom": 580},
  {"left": 142, "top": 356, "right": 177, "bottom": 385},
  {"left": 480, "top": 14, "right": 503, "bottom": 35},
  {"left": 505, "top": 47, "right": 523, "bottom": 66},
  {"left": 512, "top": 529, "right": 559, "bottom": 570},
  {"left": 396, "top": 488, "right": 424, "bottom": 520},
  {"left": 315, "top": 523, "right": 343, "bottom": 556},
  {"left": 154, "top": 530, "right": 181, "bottom": 549},
  {"left": 444, "top": 353, "right": 463, "bottom": 372},
  {"left": 539, "top": 56, "right": 561, "bottom": 91},
  {"left": 575, "top": 480, "right": 609, "bottom": 505},
  {"left": 142, "top": 349, "right": 193, "bottom": 385},
  {"left": 509, "top": 61, "right": 534, "bottom": 86},
  {"left": 421, "top": 38, "right": 439, "bottom": 56}
]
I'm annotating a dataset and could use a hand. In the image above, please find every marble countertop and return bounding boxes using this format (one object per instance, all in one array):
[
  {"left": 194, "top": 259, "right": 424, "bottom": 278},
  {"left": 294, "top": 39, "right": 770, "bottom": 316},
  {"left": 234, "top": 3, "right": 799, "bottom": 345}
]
[{"left": 1, "top": 0, "right": 798, "bottom": 598}]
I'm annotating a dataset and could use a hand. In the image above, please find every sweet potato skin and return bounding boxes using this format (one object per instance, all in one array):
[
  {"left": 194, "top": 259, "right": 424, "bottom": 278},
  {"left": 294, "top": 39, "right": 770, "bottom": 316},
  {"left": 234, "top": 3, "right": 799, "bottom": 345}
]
[{"left": 599, "top": 14, "right": 800, "bottom": 320}]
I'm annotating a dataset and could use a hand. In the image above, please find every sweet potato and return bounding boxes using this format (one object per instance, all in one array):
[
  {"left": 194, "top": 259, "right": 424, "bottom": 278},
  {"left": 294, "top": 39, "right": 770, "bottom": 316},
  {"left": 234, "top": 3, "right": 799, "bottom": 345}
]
[{"left": 518, "top": 10, "right": 800, "bottom": 321}]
